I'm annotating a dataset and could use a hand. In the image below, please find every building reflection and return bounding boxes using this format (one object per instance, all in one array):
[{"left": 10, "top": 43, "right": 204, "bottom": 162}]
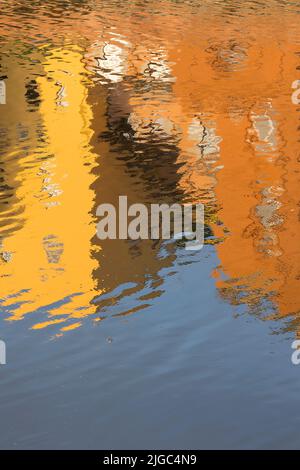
[
  {"left": 0, "top": 46, "right": 99, "bottom": 331},
  {"left": 0, "top": 0, "right": 299, "bottom": 334}
]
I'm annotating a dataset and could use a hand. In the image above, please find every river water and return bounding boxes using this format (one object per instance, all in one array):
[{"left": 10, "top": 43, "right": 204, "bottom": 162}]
[{"left": 0, "top": 0, "right": 300, "bottom": 449}]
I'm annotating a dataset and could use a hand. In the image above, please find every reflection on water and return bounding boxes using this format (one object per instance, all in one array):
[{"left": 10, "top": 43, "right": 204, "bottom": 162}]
[
  {"left": 0, "top": 0, "right": 299, "bottom": 335},
  {"left": 1, "top": 0, "right": 300, "bottom": 451}
]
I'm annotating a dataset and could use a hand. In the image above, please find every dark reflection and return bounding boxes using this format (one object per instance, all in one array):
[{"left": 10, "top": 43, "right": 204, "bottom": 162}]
[
  {"left": 88, "top": 81, "right": 181, "bottom": 319},
  {"left": 98, "top": 84, "right": 184, "bottom": 201},
  {"left": 25, "top": 79, "right": 41, "bottom": 110}
]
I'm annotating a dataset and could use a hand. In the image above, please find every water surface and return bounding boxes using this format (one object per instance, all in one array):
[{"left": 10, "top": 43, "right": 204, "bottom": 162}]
[{"left": 0, "top": 0, "right": 300, "bottom": 449}]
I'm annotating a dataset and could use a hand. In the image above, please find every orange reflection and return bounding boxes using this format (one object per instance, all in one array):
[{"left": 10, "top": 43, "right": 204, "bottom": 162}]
[{"left": 0, "top": 1, "right": 299, "bottom": 335}]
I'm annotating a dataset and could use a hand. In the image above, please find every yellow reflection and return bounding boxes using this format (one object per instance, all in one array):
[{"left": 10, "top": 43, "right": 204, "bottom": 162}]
[{"left": 0, "top": 46, "right": 99, "bottom": 330}]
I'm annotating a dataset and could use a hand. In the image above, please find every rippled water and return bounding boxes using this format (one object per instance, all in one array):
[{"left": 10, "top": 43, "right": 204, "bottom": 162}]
[{"left": 0, "top": 0, "right": 300, "bottom": 449}]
